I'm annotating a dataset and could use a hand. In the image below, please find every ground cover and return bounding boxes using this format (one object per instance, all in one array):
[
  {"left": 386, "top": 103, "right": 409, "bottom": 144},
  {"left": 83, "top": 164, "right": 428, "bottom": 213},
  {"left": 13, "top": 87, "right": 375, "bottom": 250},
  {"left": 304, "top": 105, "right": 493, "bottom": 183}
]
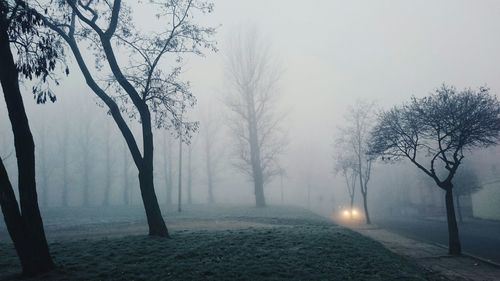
[{"left": 0, "top": 206, "right": 431, "bottom": 280}]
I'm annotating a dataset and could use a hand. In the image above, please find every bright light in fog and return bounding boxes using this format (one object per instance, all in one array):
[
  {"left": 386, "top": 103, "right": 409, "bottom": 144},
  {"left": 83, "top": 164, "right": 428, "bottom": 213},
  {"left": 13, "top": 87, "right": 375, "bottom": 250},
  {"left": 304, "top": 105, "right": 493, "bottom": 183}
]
[{"left": 339, "top": 208, "right": 360, "bottom": 220}]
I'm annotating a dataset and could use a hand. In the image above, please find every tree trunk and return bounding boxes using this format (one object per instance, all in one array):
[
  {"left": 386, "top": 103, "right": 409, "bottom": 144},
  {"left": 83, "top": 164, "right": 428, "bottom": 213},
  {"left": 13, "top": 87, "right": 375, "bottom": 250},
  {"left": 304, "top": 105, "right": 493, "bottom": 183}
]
[
  {"left": 162, "top": 133, "right": 168, "bottom": 206},
  {"left": 177, "top": 132, "right": 183, "bottom": 212},
  {"left": 358, "top": 163, "right": 372, "bottom": 224},
  {"left": 307, "top": 184, "right": 311, "bottom": 210},
  {"left": 139, "top": 109, "right": 169, "bottom": 237},
  {"left": 205, "top": 136, "right": 215, "bottom": 204},
  {"left": 254, "top": 170, "right": 266, "bottom": 207},
  {"left": 207, "top": 175, "right": 215, "bottom": 204},
  {"left": 164, "top": 133, "right": 173, "bottom": 207},
  {"left": 250, "top": 135, "right": 266, "bottom": 207},
  {"left": 138, "top": 166, "right": 169, "bottom": 237},
  {"left": 445, "top": 187, "right": 461, "bottom": 255},
  {"left": 61, "top": 126, "right": 69, "bottom": 207},
  {"left": 82, "top": 151, "right": 89, "bottom": 207},
  {"left": 280, "top": 174, "right": 284, "bottom": 204},
  {"left": 456, "top": 195, "right": 463, "bottom": 224},
  {"left": 361, "top": 191, "right": 371, "bottom": 224},
  {"left": 123, "top": 142, "right": 130, "bottom": 206},
  {"left": 0, "top": 159, "right": 27, "bottom": 268},
  {"left": 247, "top": 92, "right": 266, "bottom": 208},
  {"left": 349, "top": 194, "right": 355, "bottom": 220},
  {"left": 103, "top": 122, "right": 111, "bottom": 206},
  {"left": 0, "top": 13, "right": 54, "bottom": 275},
  {"left": 358, "top": 154, "right": 371, "bottom": 224},
  {"left": 81, "top": 119, "right": 90, "bottom": 207},
  {"left": 187, "top": 145, "right": 192, "bottom": 205}
]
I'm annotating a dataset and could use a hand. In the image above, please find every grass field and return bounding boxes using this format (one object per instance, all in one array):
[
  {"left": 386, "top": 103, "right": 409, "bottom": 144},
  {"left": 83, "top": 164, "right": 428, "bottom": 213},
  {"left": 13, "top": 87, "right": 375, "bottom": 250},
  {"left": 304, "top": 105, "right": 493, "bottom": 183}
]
[{"left": 0, "top": 206, "right": 431, "bottom": 280}]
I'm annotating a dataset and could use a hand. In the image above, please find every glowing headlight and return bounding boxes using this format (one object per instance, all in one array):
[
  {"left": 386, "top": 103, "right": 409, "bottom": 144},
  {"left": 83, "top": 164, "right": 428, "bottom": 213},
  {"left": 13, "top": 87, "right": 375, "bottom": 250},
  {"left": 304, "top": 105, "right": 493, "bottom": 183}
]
[
  {"left": 343, "top": 210, "right": 350, "bottom": 217},
  {"left": 352, "top": 209, "right": 358, "bottom": 216}
]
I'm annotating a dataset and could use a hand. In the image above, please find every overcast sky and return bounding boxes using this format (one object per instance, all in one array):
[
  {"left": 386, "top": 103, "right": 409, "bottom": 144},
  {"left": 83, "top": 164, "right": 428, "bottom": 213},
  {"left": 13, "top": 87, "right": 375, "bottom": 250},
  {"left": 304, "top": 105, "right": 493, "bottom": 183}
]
[{"left": 185, "top": 0, "right": 500, "bottom": 140}]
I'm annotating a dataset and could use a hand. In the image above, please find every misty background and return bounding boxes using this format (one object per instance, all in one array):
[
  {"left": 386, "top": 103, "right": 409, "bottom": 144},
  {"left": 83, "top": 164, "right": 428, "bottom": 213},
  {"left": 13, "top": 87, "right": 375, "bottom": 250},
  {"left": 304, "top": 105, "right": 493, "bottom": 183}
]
[{"left": 1, "top": 0, "right": 499, "bottom": 218}]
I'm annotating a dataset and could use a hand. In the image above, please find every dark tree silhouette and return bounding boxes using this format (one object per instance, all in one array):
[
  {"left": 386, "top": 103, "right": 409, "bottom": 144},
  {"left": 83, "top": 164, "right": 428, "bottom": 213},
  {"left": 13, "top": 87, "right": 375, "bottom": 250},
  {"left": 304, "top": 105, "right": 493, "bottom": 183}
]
[
  {"left": 369, "top": 85, "right": 500, "bottom": 255},
  {"left": 35, "top": 0, "right": 216, "bottom": 236},
  {"left": 224, "top": 28, "right": 287, "bottom": 207},
  {"left": 0, "top": 0, "right": 66, "bottom": 275}
]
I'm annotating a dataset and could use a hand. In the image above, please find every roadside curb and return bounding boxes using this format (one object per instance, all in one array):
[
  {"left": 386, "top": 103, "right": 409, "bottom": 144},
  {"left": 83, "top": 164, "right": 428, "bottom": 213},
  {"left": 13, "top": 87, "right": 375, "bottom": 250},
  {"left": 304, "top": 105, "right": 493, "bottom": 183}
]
[
  {"left": 463, "top": 252, "right": 500, "bottom": 269},
  {"left": 350, "top": 223, "right": 500, "bottom": 281},
  {"left": 385, "top": 229, "right": 500, "bottom": 269}
]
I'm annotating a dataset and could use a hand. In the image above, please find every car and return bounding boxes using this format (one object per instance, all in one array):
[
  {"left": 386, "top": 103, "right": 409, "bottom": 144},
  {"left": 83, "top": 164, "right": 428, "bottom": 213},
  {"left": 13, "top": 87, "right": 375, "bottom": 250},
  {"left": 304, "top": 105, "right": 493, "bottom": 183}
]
[{"left": 334, "top": 206, "right": 363, "bottom": 222}]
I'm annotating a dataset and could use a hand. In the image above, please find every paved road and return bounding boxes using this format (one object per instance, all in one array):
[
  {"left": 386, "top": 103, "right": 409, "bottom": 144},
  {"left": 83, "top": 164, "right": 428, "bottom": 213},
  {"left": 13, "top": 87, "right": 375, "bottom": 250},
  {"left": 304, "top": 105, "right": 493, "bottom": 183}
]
[{"left": 375, "top": 217, "right": 500, "bottom": 264}]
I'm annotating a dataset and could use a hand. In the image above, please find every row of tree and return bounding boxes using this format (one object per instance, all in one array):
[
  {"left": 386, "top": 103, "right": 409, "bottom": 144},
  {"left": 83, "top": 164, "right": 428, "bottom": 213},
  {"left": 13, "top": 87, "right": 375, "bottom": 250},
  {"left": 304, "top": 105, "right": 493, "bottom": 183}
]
[
  {"left": 0, "top": 0, "right": 216, "bottom": 275},
  {"left": 1, "top": 0, "right": 288, "bottom": 276},
  {"left": 15, "top": 112, "right": 223, "bottom": 208}
]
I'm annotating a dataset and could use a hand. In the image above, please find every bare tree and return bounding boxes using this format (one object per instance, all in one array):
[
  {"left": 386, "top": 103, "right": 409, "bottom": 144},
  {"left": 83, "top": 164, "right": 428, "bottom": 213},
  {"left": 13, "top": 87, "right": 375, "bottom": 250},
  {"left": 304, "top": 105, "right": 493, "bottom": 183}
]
[
  {"left": 102, "top": 119, "right": 114, "bottom": 206},
  {"left": 162, "top": 130, "right": 175, "bottom": 208},
  {"left": 277, "top": 167, "right": 287, "bottom": 204},
  {"left": 177, "top": 112, "right": 183, "bottom": 213},
  {"left": 162, "top": 130, "right": 174, "bottom": 207},
  {"left": 337, "top": 101, "right": 376, "bottom": 224},
  {"left": 200, "top": 106, "right": 223, "bottom": 204},
  {"left": 59, "top": 113, "right": 71, "bottom": 207},
  {"left": 186, "top": 138, "right": 196, "bottom": 205},
  {"left": 77, "top": 102, "right": 96, "bottom": 207},
  {"left": 333, "top": 149, "right": 358, "bottom": 218},
  {"left": 36, "top": 119, "right": 50, "bottom": 208},
  {"left": 35, "top": 0, "right": 216, "bottom": 236},
  {"left": 122, "top": 139, "right": 132, "bottom": 206},
  {"left": 369, "top": 85, "right": 500, "bottom": 255},
  {"left": 224, "top": 28, "right": 286, "bottom": 207}
]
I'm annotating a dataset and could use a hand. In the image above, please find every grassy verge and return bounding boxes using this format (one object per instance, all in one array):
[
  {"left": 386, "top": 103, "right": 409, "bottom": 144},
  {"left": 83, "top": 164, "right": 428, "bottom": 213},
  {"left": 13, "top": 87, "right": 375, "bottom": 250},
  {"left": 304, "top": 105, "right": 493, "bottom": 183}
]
[{"left": 1, "top": 206, "right": 429, "bottom": 280}]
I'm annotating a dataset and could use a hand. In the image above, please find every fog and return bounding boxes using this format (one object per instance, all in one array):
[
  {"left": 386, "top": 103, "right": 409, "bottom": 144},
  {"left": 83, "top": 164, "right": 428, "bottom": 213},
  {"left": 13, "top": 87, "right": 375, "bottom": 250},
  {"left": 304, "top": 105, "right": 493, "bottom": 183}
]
[
  {"left": 1, "top": 0, "right": 498, "bottom": 212},
  {"left": 1, "top": 1, "right": 500, "bottom": 277}
]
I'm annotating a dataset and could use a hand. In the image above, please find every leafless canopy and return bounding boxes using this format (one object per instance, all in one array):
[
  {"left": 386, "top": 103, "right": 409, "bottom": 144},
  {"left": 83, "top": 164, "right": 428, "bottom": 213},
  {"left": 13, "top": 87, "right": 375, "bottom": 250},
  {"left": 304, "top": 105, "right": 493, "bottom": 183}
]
[
  {"left": 336, "top": 101, "right": 376, "bottom": 191},
  {"left": 224, "top": 28, "right": 287, "bottom": 183},
  {"left": 34, "top": 0, "right": 216, "bottom": 138},
  {"left": 335, "top": 100, "right": 376, "bottom": 223},
  {"left": 333, "top": 147, "right": 357, "bottom": 203},
  {"left": 370, "top": 85, "right": 500, "bottom": 188}
]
